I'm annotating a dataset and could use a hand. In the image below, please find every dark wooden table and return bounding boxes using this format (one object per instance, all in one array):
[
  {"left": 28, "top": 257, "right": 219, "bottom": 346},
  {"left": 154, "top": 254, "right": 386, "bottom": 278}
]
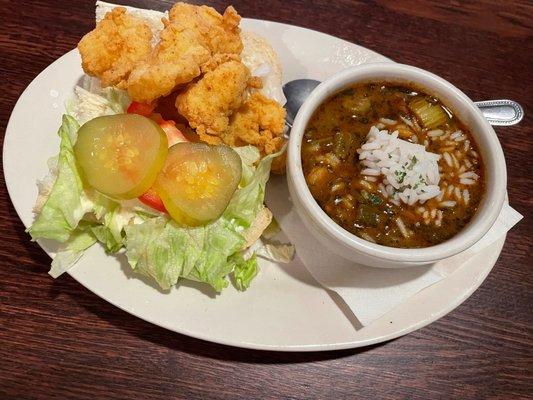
[{"left": 1, "top": 1, "right": 532, "bottom": 399}]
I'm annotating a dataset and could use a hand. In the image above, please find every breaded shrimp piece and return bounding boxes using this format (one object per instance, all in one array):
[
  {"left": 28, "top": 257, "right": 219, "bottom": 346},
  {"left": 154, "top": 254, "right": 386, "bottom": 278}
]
[
  {"left": 169, "top": 3, "right": 243, "bottom": 56},
  {"left": 78, "top": 7, "right": 152, "bottom": 88},
  {"left": 127, "top": 3, "right": 243, "bottom": 103},
  {"left": 201, "top": 53, "right": 241, "bottom": 74},
  {"left": 176, "top": 60, "right": 250, "bottom": 136},
  {"left": 223, "top": 93, "right": 287, "bottom": 174},
  {"left": 127, "top": 19, "right": 211, "bottom": 103}
]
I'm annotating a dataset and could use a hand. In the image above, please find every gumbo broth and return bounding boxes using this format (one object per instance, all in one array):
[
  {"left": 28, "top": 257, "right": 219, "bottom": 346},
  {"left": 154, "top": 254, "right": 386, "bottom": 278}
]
[{"left": 301, "top": 82, "right": 484, "bottom": 248}]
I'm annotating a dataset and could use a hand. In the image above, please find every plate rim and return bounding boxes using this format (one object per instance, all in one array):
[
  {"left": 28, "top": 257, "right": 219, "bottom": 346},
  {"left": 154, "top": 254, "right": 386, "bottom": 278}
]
[
  {"left": 68, "top": 237, "right": 506, "bottom": 352},
  {"left": 3, "top": 18, "right": 505, "bottom": 352}
]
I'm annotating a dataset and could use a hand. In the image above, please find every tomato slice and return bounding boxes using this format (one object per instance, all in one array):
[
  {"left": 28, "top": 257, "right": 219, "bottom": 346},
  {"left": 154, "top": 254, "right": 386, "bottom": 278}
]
[
  {"left": 127, "top": 101, "right": 155, "bottom": 117},
  {"left": 130, "top": 105, "right": 188, "bottom": 147},
  {"left": 74, "top": 114, "right": 168, "bottom": 199},
  {"left": 158, "top": 120, "right": 188, "bottom": 146},
  {"left": 136, "top": 117, "right": 187, "bottom": 212},
  {"left": 139, "top": 187, "right": 167, "bottom": 213},
  {"left": 154, "top": 143, "right": 242, "bottom": 225}
]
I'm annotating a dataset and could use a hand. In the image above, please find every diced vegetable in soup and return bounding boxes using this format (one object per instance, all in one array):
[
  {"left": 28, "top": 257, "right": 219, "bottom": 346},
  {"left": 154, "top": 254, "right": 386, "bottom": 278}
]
[{"left": 302, "top": 83, "right": 484, "bottom": 248}]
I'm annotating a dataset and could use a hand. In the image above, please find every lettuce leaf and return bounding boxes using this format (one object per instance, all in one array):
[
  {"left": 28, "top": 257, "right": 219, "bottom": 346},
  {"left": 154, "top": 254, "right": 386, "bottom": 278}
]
[
  {"left": 67, "top": 83, "right": 130, "bottom": 124},
  {"left": 123, "top": 147, "right": 281, "bottom": 292},
  {"left": 231, "top": 253, "right": 259, "bottom": 291},
  {"left": 27, "top": 115, "right": 93, "bottom": 242},
  {"left": 49, "top": 224, "right": 97, "bottom": 278},
  {"left": 180, "top": 217, "right": 245, "bottom": 291},
  {"left": 125, "top": 216, "right": 245, "bottom": 291},
  {"left": 125, "top": 217, "right": 187, "bottom": 290},
  {"left": 28, "top": 114, "right": 134, "bottom": 264},
  {"left": 233, "top": 145, "right": 260, "bottom": 184},
  {"left": 30, "top": 110, "right": 283, "bottom": 292},
  {"left": 87, "top": 194, "right": 135, "bottom": 253},
  {"left": 224, "top": 147, "right": 281, "bottom": 227}
]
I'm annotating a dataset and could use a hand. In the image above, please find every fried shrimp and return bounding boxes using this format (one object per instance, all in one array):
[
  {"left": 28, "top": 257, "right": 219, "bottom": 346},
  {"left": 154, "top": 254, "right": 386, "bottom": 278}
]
[
  {"left": 78, "top": 3, "right": 287, "bottom": 172},
  {"left": 125, "top": 3, "right": 244, "bottom": 103},
  {"left": 126, "top": 19, "right": 211, "bottom": 103},
  {"left": 168, "top": 3, "right": 243, "bottom": 56},
  {"left": 223, "top": 93, "right": 287, "bottom": 173},
  {"left": 78, "top": 7, "right": 153, "bottom": 88},
  {"left": 176, "top": 60, "right": 251, "bottom": 137}
]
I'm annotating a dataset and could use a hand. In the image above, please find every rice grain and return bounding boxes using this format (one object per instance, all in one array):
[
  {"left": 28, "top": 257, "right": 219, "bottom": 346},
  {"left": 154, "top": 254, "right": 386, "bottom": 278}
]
[
  {"left": 440, "top": 200, "right": 457, "bottom": 208},
  {"left": 379, "top": 117, "right": 397, "bottom": 125},
  {"left": 463, "top": 189, "right": 470, "bottom": 204},
  {"left": 443, "top": 152, "right": 452, "bottom": 166},
  {"left": 428, "top": 129, "right": 444, "bottom": 137},
  {"left": 396, "top": 218, "right": 409, "bottom": 238}
]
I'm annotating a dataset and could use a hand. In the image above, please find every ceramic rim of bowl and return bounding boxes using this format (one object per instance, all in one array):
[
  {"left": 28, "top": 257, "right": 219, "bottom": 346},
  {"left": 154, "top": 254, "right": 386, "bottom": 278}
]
[{"left": 288, "top": 62, "right": 507, "bottom": 264}]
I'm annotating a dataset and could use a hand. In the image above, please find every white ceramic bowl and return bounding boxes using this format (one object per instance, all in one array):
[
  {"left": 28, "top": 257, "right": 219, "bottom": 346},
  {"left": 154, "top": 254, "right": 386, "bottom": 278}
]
[{"left": 287, "top": 63, "right": 507, "bottom": 268}]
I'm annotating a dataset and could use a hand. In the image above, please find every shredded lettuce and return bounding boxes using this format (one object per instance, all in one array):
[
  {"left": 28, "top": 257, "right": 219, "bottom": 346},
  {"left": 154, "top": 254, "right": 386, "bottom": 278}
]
[
  {"left": 231, "top": 253, "right": 259, "bottom": 291},
  {"left": 90, "top": 208, "right": 126, "bottom": 253},
  {"left": 27, "top": 115, "right": 93, "bottom": 242},
  {"left": 66, "top": 83, "right": 130, "bottom": 124},
  {"left": 125, "top": 216, "right": 245, "bottom": 291},
  {"left": 124, "top": 147, "right": 281, "bottom": 292},
  {"left": 225, "top": 146, "right": 281, "bottom": 227},
  {"left": 28, "top": 114, "right": 134, "bottom": 271},
  {"left": 29, "top": 109, "right": 282, "bottom": 292},
  {"left": 125, "top": 217, "right": 190, "bottom": 290},
  {"left": 255, "top": 243, "right": 294, "bottom": 264},
  {"left": 49, "top": 225, "right": 97, "bottom": 278},
  {"left": 233, "top": 145, "right": 260, "bottom": 184},
  {"left": 261, "top": 217, "right": 281, "bottom": 240}
]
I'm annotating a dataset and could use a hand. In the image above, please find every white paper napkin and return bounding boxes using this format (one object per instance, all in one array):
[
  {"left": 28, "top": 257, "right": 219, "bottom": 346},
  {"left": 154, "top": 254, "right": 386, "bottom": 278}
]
[{"left": 265, "top": 176, "right": 523, "bottom": 327}]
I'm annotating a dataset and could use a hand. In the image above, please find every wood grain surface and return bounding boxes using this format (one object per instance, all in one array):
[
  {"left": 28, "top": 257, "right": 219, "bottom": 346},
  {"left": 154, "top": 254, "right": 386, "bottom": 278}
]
[{"left": 1, "top": 1, "right": 532, "bottom": 399}]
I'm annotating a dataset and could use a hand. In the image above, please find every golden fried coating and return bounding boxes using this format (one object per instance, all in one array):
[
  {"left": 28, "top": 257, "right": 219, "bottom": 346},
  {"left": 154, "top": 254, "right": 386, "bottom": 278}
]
[
  {"left": 78, "top": 4, "right": 286, "bottom": 172},
  {"left": 176, "top": 60, "right": 251, "bottom": 136},
  {"left": 78, "top": 7, "right": 152, "bottom": 88},
  {"left": 126, "top": 3, "right": 244, "bottom": 103},
  {"left": 200, "top": 53, "right": 241, "bottom": 74},
  {"left": 126, "top": 19, "right": 211, "bottom": 103},
  {"left": 222, "top": 93, "right": 287, "bottom": 174},
  {"left": 80, "top": 3, "right": 243, "bottom": 104},
  {"left": 169, "top": 3, "right": 243, "bottom": 56}
]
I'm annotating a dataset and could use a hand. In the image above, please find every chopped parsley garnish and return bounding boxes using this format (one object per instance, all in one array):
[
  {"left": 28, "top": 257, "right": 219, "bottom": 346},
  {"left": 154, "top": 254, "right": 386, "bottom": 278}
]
[
  {"left": 407, "top": 155, "right": 418, "bottom": 170},
  {"left": 369, "top": 194, "right": 383, "bottom": 205},
  {"left": 395, "top": 170, "right": 407, "bottom": 183}
]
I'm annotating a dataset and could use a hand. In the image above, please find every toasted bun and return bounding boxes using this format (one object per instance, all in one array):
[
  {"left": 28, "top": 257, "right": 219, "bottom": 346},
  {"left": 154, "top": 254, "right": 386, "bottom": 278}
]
[
  {"left": 242, "top": 206, "right": 273, "bottom": 249},
  {"left": 240, "top": 31, "right": 286, "bottom": 105}
]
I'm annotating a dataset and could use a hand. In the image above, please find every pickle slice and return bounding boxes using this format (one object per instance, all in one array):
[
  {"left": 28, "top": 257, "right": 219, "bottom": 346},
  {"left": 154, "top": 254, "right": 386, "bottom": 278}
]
[
  {"left": 154, "top": 143, "right": 242, "bottom": 225},
  {"left": 74, "top": 114, "right": 168, "bottom": 199}
]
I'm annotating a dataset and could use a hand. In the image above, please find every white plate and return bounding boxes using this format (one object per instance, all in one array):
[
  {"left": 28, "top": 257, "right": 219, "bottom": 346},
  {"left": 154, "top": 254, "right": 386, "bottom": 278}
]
[{"left": 3, "top": 19, "right": 505, "bottom": 351}]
